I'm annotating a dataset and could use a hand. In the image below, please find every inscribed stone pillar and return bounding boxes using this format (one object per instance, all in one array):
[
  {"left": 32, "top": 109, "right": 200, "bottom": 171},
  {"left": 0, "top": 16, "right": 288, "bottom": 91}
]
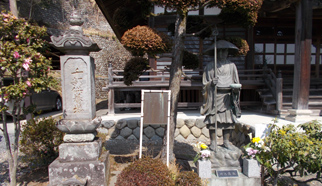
[{"left": 48, "top": 11, "right": 109, "bottom": 186}]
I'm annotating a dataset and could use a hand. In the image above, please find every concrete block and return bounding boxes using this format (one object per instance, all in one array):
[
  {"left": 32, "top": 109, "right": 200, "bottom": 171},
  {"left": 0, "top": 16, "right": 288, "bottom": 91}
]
[
  {"left": 197, "top": 160, "right": 212, "bottom": 178},
  {"left": 242, "top": 159, "right": 261, "bottom": 178}
]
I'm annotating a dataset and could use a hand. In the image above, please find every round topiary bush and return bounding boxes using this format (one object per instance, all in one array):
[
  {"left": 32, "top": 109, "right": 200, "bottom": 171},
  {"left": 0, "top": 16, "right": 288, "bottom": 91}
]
[
  {"left": 115, "top": 157, "right": 175, "bottom": 186},
  {"left": 121, "top": 25, "right": 172, "bottom": 57},
  {"left": 175, "top": 171, "right": 201, "bottom": 186}
]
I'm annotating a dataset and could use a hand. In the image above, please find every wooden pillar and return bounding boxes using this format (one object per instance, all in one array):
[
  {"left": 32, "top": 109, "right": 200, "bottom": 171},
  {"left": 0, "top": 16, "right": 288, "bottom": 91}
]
[
  {"left": 292, "top": 0, "right": 312, "bottom": 110},
  {"left": 315, "top": 38, "right": 321, "bottom": 78},
  {"left": 108, "top": 63, "right": 115, "bottom": 115},
  {"left": 246, "top": 26, "right": 254, "bottom": 70}
]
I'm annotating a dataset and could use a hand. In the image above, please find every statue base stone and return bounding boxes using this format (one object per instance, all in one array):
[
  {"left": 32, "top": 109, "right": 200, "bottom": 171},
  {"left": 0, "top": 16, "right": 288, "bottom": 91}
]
[
  {"left": 48, "top": 139, "right": 110, "bottom": 186},
  {"left": 210, "top": 146, "right": 242, "bottom": 171}
]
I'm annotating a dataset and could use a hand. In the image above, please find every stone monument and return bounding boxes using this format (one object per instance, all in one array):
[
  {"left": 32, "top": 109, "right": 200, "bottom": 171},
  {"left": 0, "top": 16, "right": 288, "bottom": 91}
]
[
  {"left": 201, "top": 40, "right": 242, "bottom": 170},
  {"left": 48, "top": 10, "right": 109, "bottom": 186}
]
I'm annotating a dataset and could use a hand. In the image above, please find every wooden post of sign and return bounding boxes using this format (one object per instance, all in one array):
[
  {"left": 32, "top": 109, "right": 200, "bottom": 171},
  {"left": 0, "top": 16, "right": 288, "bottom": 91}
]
[{"left": 139, "top": 90, "right": 171, "bottom": 167}]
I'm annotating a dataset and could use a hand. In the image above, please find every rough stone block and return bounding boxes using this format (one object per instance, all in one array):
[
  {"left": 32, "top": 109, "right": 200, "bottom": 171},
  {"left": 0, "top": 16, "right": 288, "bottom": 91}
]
[
  {"left": 144, "top": 126, "right": 155, "bottom": 139},
  {"left": 59, "top": 140, "right": 102, "bottom": 162},
  {"left": 127, "top": 120, "right": 138, "bottom": 129},
  {"left": 101, "top": 120, "right": 115, "bottom": 129},
  {"left": 151, "top": 124, "right": 161, "bottom": 129},
  {"left": 175, "top": 135, "right": 185, "bottom": 142},
  {"left": 127, "top": 134, "right": 138, "bottom": 141},
  {"left": 176, "top": 118, "right": 185, "bottom": 128},
  {"left": 110, "top": 128, "right": 120, "bottom": 138},
  {"left": 156, "top": 127, "right": 165, "bottom": 137},
  {"left": 97, "top": 127, "right": 109, "bottom": 135},
  {"left": 116, "top": 120, "right": 127, "bottom": 129},
  {"left": 202, "top": 127, "right": 210, "bottom": 138},
  {"left": 49, "top": 151, "right": 109, "bottom": 186},
  {"left": 191, "top": 126, "right": 202, "bottom": 138},
  {"left": 133, "top": 127, "right": 140, "bottom": 139},
  {"left": 174, "top": 129, "right": 180, "bottom": 137},
  {"left": 185, "top": 119, "right": 196, "bottom": 128},
  {"left": 120, "top": 127, "right": 132, "bottom": 138},
  {"left": 197, "top": 160, "right": 212, "bottom": 178},
  {"left": 180, "top": 125, "right": 191, "bottom": 138},
  {"left": 115, "top": 135, "right": 125, "bottom": 140},
  {"left": 195, "top": 118, "right": 206, "bottom": 129},
  {"left": 187, "top": 134, "right": 196, "bottom": 140}
]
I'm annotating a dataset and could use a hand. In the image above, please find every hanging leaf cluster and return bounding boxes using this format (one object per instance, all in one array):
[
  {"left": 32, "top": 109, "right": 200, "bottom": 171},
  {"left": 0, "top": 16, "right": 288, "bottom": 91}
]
[
  {"left": 123, "top": 57, "right": 150, "bottom": 86},
  {"left": 121, "top": 25, "right": 173, "bottom": 57},
  {"left": 209, "top": 0, "right": 263, "bottom": 27},
  {"left": 151, "top": 0, "right": 202, "bottom": 11}
]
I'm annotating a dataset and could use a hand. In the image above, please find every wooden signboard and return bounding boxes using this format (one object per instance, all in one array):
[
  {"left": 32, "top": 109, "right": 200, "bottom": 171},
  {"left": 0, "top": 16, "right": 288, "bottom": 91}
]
[{"left": 139, "top": 90, "right": 171, "bottom": 166}]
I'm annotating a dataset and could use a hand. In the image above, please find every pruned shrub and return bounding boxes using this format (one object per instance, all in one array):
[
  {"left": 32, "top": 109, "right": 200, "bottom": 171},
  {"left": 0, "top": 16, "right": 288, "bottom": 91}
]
[
  {"left": 183, "top": 50, "right": 199, "bottom": 69},
  {"left": 115, "top": 157, "right": 175, "bottom": 186},
  {"left": 124, "top": 57, "right": 150, "bottom": 86},
  {"left": 121, "top": 25, "right": 172, "bottom": 57},
  {"left": 20, "top": 117, "right": 64, "bottom": 166},
  {"left": 175, "top": 171, "right": 201, "bottom": 186}
]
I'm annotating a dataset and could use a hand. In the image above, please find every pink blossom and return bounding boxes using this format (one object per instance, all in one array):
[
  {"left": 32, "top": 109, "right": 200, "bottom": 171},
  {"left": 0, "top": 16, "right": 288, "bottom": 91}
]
[
  {"left": 26, "top": 80, "right": 32, "bottom": 87},
  {"left": 24, "top": 57, "right": 32, "bottom": 64},
  {"left": 26, "top": 38, "right": 30, "bottom": 43},
  {"left": 23, "top": 92, "right": 27, "bottom": 97},
  {"left": 22, "top": 63, "right": 30, "bottom": 71},
  {"left": 246, "top": 148, "right": 259, "bottom": 158},
  {"left": 13, "top": 51, "right": 20, "bottom": 59},
  {"left": 15, "top": 35, "right": 19, "bottom": 41}
]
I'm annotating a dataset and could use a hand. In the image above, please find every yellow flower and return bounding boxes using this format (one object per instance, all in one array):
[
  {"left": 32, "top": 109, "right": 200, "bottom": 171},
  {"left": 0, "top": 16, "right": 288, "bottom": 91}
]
[
  {"left": 200, "top": 143, "right": 208, "bottom": 150},
  {"left": 252, "top": 137, "right": 261, "bottom": 143}
]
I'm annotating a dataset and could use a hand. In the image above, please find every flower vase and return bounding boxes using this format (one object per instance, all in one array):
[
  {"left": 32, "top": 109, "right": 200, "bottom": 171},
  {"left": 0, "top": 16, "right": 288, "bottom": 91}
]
[
  {"left": 242, "top": 158, "right": 261, "bottom": 178},
  {"left": 197, "top": 159, "right": 211, "bottom": 178}
]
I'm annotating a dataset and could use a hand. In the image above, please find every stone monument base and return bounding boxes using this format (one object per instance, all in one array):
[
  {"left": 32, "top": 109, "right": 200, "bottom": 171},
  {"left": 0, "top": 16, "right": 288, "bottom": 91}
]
[
  {"left": 189, "top": 161, "right": 261, "bottom": 186},
  {"left": 49, "top": 139, "right": 110, "bottom": 186}
]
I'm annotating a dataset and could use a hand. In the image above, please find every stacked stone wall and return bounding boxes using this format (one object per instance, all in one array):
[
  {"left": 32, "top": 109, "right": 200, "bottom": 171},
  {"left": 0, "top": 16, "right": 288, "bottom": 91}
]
[{"left": 97, "top": 118, "right": 255, "bottom": 147}]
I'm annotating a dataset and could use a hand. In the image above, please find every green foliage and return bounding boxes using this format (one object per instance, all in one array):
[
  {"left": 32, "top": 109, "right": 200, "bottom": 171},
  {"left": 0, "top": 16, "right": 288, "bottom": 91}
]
[
  {"left": 20, "top": 117, "right": 64, "bottom": 166},
  {"left": 113, "top": 0, "right": 152, "bottom": 34},
  {"left": 115, "top": 156, "right": 175, "bottom": 186},
  {"left": 225, "top": 37, "right": 249, "bottom": 56},
  {"left": 121, "top": 25, "right": 173, "bottom": 57},
  {"left": 209, "top": 0, "right": 263, "bottom": 27},
  {"left": 151, "top": 0, "right": 200, "bottom": 11},
  {"left": 124, "top": 57, "right": 150, "bottom": 86},
  {"left": 183, "top": 50, "right": 199, "bottom": 69},
  {"left": 0, "top": 11, "right": 53, "bottom": 115},
  {"left": 175, "top": 171, "right": 201, "bottom": 186},
  {"left": 251, "top": 121, "right": 322, "bottom": 184}
]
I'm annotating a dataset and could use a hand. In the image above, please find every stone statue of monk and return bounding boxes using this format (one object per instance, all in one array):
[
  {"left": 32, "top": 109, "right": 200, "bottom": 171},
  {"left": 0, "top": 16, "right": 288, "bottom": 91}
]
[{"left": 200, "top": 42, "right": 241, "bottom": 151}]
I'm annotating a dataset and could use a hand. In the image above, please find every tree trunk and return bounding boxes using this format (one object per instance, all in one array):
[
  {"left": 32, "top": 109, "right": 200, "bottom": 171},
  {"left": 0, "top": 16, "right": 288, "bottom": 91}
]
[
  {"left": 9, "top": 0, "right": 18, "bottom": 17},
  {"left": 160, "top": 11, "right": 187, "bottom": 162}
]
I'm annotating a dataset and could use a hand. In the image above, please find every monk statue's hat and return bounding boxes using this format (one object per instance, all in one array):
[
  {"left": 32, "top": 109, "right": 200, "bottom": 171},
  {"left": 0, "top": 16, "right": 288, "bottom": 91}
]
[{"left": 204, "top": 40, "right": 238, "bottom": 56}]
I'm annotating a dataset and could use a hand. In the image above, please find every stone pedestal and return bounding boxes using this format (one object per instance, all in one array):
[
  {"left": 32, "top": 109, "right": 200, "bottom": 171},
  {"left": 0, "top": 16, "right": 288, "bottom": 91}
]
[
  {"left": 242, "top": 159, "right": 260, "bottom": 178},
  {"left": 49, "top": 10, "right": 108, "bottom": 186},
  {"left": 49, "top": 140, "right": 110, "bottom": 186},
  {"left": 197, "top": 159, "right": 212, "bottom": 178},
  {"left": 285, "top": 109, "right": 312, "bottom": 123},
  {"left": 210, "top": 146, "right": 242, "bottom": 171}
]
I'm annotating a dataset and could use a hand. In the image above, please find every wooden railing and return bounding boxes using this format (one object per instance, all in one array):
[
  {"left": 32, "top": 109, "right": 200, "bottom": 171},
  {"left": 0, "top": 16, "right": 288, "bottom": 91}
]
[
  {"left": 103, "top": 63, "right": 282, "bottom": 115},
  {"left": 263, "top": 67, "right": 283, "bottom": 112}
]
